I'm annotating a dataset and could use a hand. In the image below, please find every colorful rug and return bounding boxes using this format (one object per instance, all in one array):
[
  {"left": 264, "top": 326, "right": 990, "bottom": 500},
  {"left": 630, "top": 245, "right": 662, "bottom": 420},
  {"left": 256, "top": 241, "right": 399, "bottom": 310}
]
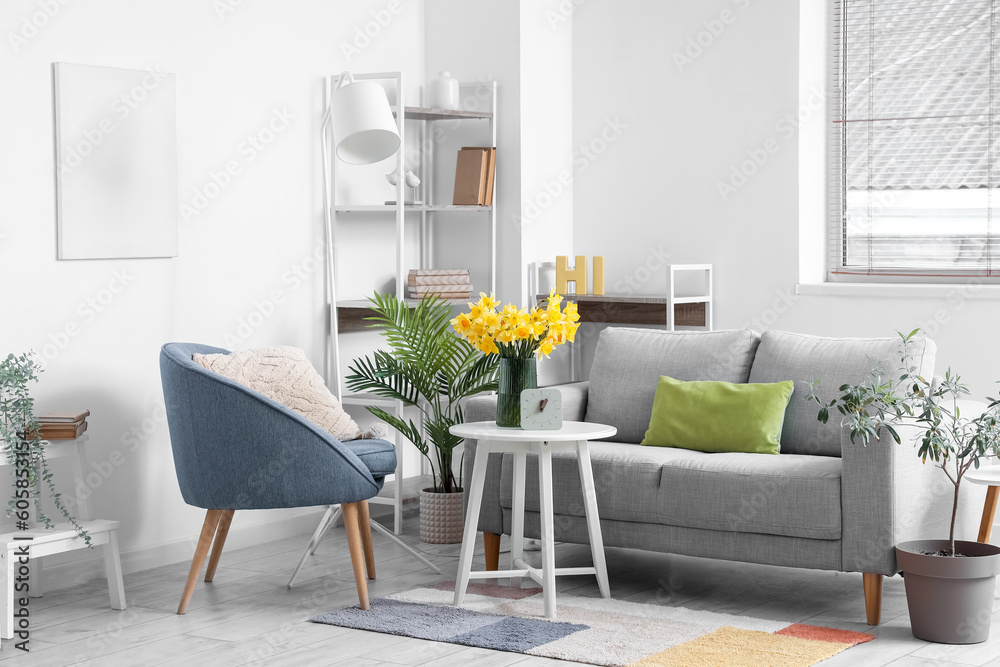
[{"left": 310, "top": 582, "right": 874, "bottom": 666}]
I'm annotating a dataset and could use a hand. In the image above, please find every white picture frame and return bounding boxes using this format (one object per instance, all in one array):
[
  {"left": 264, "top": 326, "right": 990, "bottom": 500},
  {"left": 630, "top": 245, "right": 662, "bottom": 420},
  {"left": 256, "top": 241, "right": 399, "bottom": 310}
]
[{"left": 54, "top": 62, "right": 178, "bottom": 259}]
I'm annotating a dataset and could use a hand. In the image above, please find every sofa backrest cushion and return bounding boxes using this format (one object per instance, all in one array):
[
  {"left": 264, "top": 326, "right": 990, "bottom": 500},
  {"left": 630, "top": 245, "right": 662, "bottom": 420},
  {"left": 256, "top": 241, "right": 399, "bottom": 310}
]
[
  {"left": 747, "top": 330, "right": 937, "bottom": 456},
  {"left": 585, "top": 328, "right": 761, "bottom": 444}
]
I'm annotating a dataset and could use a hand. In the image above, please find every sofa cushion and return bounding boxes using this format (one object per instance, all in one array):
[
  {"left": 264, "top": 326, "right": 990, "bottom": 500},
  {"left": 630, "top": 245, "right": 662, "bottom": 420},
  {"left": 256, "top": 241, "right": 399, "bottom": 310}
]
[
  {"left": 496, "top": 441, "right": 842, "bottom": 540},
  {"left": 584, "top": 328, "right": 761, "bottom": 444},
  {"left": 498, "top": 441, "right": 682, "bottom": 524},
  {"left": 655, "top": 448, "right": 842, "bottom": 540},
  {"left": 747, "top": 331, "right": 937, "bottom": 456},
  {"left": 641, "top": 376, "right": 794, "bottom": 454}
]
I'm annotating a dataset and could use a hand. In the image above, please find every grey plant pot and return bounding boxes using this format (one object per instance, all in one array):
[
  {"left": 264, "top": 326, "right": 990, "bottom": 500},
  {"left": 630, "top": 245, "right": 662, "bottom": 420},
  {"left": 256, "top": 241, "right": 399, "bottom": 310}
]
[
  {"left": 419, "top": 488, "right": 465, "bottom": 544},
  {"left": 896, "top": 539, "right": 1000, "bottom": 644}
]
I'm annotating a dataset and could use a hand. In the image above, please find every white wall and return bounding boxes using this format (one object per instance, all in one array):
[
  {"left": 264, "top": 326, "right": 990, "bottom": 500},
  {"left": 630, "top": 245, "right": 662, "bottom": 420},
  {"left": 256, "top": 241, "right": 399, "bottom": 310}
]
[
  {"left": 0, "top": 0, "right": 425, "bottom": 587},
  {"left": 423, "top": 0, "right": 522, "bottom": 305},
  {"left": 571, "top": 0, "right": 1000, "bottom": 397}
]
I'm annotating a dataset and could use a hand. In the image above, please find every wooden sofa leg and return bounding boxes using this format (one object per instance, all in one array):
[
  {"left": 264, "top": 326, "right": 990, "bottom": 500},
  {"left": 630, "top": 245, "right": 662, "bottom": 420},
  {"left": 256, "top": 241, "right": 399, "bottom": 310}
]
[
  {"left": 484, "top": 532, "right": 501, "bottom": 571},
  {"left": 178, "top": 509, "right": 223, "bottom": 615},
  {"left": 863, "top": 572, "right": 882, "bottom": 625},
  {"left": 358, "top": 500, "right": 376, "bottom": 580},
  {"left": 342, "top": 502, "right": 370, "bottom": 610},
  {"left": 205, "top": 510, "right": 234, "bottom": 583}
]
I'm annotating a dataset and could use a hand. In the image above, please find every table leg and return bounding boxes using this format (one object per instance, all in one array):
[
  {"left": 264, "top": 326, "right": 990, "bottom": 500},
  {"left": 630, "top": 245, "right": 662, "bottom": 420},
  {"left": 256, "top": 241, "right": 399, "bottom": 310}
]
[
  {"left": 510, "top": 450, "right": 526, "bottom": 588},
  {"left": 454, "top": 440, "right": 491, "bottom": 608},
  {"left": 979, "top": 486, "right": 999, "bottom": 544},
  {"left": 537, "top": 442, "right": 557, "bottom": 619},
  {"left": 1, "top": 547, "right": 13, "bottom": 640},
  {"left": 577, "top": 440, "right": 610, "bottom": 598}
]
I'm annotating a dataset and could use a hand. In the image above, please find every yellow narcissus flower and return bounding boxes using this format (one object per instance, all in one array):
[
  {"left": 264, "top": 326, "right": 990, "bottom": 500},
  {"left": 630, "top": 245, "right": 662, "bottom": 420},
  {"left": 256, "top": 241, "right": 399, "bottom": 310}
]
[
  {"left": 479, "top": 335, "right": 499, "bottom": 355},
  {"left": 450, "top": 289, "right": 579, "bottom": 358}
]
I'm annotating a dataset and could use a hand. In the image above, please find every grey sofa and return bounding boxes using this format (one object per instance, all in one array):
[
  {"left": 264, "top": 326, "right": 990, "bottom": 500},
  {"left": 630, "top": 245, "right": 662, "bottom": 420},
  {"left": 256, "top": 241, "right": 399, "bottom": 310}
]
[{"left": 462, "top": 328, "right": 986, "bottom": 625}]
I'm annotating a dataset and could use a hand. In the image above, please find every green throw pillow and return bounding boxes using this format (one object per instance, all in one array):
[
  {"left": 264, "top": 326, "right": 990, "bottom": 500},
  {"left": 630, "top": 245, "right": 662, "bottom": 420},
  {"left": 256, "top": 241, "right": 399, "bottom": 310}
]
[{"left": 640, "top": 376, "right": 794, "bottom": 454}]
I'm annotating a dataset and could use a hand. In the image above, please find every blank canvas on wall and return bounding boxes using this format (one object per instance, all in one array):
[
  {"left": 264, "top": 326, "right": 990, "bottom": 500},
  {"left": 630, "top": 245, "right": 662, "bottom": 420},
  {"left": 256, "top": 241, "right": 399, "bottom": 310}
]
[{"left": 54, "top": 62, "right": 178, "bottom": 259}]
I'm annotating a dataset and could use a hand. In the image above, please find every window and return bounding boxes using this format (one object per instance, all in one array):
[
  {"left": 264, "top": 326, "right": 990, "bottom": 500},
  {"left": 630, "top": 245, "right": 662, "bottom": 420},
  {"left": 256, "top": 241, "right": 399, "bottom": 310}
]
[{"left": 830, "top": 0, "right": 999, "bottom": 279}]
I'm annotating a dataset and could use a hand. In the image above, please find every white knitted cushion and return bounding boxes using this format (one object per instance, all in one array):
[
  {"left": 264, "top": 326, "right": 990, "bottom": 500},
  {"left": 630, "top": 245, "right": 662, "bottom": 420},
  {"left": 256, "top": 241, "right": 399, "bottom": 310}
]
[{"left": 193, "top": 346, "right": 362, "bottom": 442}]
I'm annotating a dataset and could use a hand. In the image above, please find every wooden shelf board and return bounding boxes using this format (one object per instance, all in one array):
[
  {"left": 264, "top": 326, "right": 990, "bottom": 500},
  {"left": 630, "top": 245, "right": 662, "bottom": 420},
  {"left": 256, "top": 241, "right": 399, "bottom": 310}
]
[
  {"left": 335, "top": 204, "right": 492, "bottom": 213},
  {"left": 536, "top": 293, "right": 708, "bottom": 327},
  {"left": 371, "top": 473, "right": 434, "bottom": 504},
  {"left": 398, "top": 106, "right": 492, "bottom": 121}
]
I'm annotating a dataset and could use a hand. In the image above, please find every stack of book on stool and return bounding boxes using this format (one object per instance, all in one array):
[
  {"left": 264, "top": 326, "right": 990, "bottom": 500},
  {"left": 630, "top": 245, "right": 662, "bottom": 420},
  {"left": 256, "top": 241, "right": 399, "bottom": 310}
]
[
  {"left": 406, "top": 269, "right": 472, "bottom": 301},
  {"left": 36, "top": 410, "right": 90, "bottom": 440}
]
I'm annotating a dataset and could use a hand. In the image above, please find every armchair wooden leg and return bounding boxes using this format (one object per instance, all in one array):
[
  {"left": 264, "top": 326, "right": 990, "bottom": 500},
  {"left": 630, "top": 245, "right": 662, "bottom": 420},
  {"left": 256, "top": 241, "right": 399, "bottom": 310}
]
[
  {"left": 178, "top": 510, "right": 223, "bottom": 615},
  {"left": 358, "top": 501, "right": 376, "bottom": 580},
  {"left": 342, "top": 502, "right": 370, "bottom": 610},
  {"left": 863, "top": 572, "right": 882, "bottom": 626},
  {"left": 484, "top": 532, "right": 501, "bottom": 571},
  {"left": 205, "top": 510, "right": 234, "bottom": 583}
]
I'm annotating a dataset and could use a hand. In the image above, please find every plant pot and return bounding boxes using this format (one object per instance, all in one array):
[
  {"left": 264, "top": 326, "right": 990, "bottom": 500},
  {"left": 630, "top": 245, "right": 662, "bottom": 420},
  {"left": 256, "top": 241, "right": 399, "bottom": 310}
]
[
  {"left": 896, "top": 539, "right": 1000, "bottom": 644},
  {"left": 419, "top": 488, "right": 464, "bottom": 544},
  {"left": 496, "top": 357, "right": 537, "bottom": 428}
]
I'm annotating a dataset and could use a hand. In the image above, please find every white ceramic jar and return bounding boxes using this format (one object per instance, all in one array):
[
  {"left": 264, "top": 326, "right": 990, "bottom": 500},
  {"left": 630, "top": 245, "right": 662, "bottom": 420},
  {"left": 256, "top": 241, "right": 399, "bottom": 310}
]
[{"left": 429, "top": 71, "right": 459, "bottom": 110}]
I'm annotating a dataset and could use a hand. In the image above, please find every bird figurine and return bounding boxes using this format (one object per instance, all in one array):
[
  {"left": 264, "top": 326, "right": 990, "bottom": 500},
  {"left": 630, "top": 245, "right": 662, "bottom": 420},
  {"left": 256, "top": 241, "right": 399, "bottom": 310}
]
[{"left": 384, "top": 169, "right": 422, "bottom": 204}]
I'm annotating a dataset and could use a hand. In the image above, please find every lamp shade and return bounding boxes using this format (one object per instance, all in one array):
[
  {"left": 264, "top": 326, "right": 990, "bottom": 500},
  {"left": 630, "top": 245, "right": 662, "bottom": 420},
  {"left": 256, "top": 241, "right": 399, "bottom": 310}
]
[{"left": 330, "top": 73, "right": 400, "bottom": 165}]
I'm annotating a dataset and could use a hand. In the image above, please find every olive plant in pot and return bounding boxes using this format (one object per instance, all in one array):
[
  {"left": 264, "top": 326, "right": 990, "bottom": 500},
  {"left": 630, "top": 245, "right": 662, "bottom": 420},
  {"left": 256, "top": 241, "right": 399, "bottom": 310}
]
[
  {"left": 809, "top": 330, "right": 1000, "bottom": 644},
  {"left": 346, "top": 293, "right": 499, "bottom": 544},
  {"left": 0, "top": 353, "right": 89, "bottom": 544}
]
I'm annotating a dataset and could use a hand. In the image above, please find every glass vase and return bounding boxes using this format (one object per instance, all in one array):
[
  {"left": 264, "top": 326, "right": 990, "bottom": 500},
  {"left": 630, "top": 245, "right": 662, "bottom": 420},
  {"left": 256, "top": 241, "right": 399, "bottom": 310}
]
[{"left": 496, "top": 357, "right": 537, "bottom": 428}]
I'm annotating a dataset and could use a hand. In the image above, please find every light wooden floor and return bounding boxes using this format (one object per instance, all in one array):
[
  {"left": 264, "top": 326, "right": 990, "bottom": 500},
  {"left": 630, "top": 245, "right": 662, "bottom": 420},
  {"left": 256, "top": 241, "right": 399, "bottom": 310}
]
[{"left": 2, "top": 513, "right": 999, "bottom": 666}]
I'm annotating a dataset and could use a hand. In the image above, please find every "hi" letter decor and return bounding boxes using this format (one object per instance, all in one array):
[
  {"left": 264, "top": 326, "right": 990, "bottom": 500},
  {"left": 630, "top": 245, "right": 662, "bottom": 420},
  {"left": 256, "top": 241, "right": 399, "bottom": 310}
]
[{"left": 556, "top": 256, "right": 605, "bottom": 295}]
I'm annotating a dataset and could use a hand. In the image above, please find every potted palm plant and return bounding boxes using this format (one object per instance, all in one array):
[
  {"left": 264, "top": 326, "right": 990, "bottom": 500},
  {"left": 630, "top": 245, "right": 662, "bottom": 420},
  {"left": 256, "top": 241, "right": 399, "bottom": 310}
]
[
  {"left": 809, "top": 330, "right": 1000, "bottom": 644},
  {"left": 0, "top": 353, "right": 89, "bottom": 543},
  {"left": 346, "top": 293, "right": 500, "bottom": 543}
]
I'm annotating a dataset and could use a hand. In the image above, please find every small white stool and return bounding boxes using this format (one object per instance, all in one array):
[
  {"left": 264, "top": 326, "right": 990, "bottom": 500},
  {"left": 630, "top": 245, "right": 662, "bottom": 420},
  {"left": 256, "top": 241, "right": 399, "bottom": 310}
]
[
  {"left": 0, "top": 434, "right": 125, "bottom": 641},
  {"left": 450, "top": 421, "right": 616, "bottom": 619}
]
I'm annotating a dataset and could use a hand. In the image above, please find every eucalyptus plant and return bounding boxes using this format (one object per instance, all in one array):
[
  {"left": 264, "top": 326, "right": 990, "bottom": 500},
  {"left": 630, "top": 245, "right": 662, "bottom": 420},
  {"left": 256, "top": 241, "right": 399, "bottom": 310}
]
[
  {"left": 0, "top": 353, "right": 89, "bottom": 544},
  {"left": 808, "top": 329, "right": 1000, "bottom": 557},
  {"left": 346, "top": 293, "right": 500, "bottom": 493}
]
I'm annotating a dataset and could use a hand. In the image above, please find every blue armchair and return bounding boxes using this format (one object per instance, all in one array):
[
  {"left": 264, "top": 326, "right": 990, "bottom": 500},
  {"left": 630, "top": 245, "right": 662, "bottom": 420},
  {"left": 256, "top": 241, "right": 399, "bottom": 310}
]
[{"left": 159, "top": 342, "right": 396, "bottom": 613}]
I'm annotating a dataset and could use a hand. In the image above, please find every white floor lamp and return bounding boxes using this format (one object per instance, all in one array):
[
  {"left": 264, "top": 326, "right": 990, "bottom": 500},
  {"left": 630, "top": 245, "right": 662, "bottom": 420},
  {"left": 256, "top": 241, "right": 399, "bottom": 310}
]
[{"left": 291, "top": 72, "right": 440, "bottom": 589}]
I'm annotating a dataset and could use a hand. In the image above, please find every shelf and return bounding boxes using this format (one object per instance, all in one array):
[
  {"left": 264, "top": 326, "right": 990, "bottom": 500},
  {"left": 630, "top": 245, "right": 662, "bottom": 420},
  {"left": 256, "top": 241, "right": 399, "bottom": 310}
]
[
  {"left": 370, "top": 473, "right": 433, "bottom": 505},
  {"left": 536, "top": 293, "right": 708, "bottom": 327},
  {"left": 334, "top": 204, "right": 492, "bottom": 213},
  {"left": 337, "top": 298, "right": 471, "bottom": 333},
  {"left": 342, "top": 392, "right": 411, "bottom": 409},
  {"left": 397, "top": 106, "right": 492, "bottom": 121},
  {"left": 672, "top": 295, "right": 712, "bottom": 304}
]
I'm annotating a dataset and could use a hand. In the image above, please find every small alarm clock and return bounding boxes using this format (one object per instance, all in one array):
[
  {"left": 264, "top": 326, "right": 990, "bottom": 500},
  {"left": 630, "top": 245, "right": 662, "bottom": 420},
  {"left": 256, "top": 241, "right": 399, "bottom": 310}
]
[{"left": 520, "top": 388, "right": 563, "bottom": 430}]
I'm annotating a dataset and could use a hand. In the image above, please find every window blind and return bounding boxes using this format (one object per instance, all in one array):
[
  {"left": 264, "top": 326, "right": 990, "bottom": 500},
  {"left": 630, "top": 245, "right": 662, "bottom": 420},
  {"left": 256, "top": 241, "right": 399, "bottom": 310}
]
[{"left": 830, "top": 0, "right": 1000, "bottom": 278}]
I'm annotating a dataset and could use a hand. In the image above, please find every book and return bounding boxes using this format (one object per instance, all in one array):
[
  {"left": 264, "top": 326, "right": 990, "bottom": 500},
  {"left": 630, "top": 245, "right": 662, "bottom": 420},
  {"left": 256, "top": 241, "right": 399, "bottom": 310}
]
[
  {"left": 409, "top": 269, "right": 470, "bottom": 276},
  {"left": 407, "top": 275, "right": 472, "bottom": 287},
  {"left": 36, "top": 410, "right": 90, "bottom": 423},
  {"left": 407, "top": 285, "right": 473, "bottom": 295},
  {"left": 453, "top": 148, "right": 489, "bottom": 205},
  {"left": 39, "top": 420, "right": 88, "bottom": 440},
  {"left": 407, "top": 292, "right": 472, "bottom": 301},
  {"left": 460, "top": 147, "right": 496, "bottom": 205}
]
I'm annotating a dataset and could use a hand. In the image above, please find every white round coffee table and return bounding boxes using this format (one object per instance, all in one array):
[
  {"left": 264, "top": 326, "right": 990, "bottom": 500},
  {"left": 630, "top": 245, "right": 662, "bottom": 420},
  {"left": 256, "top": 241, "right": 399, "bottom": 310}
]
[
  {"left": 966, "top": 466, "right": 1000, "bottom": 543},
  {"left": 450, "top": 420, "right": 616, "bottom": 619}
]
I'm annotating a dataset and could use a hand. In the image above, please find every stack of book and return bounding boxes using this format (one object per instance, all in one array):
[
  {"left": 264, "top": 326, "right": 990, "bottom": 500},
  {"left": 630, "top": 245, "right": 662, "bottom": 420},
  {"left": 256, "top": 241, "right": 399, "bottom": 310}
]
[
  {"left": 406, "top": 269, "right": 472, "bottom": 301},
  {"left": 35, "top": 410, "right": 90, "bottom": 440},
  {"left": 452, "top": 146, "right": 497, "bottom": 206}
]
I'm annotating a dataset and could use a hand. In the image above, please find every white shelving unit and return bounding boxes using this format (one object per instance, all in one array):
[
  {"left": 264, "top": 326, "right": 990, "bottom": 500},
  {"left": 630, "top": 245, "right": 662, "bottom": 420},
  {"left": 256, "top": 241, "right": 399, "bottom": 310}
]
[
  {"left": 667, "top": 264, "right": 713, "bottom": 331},
  {"left": 323, "top": 72, "right": 498, "bottom": 534}
]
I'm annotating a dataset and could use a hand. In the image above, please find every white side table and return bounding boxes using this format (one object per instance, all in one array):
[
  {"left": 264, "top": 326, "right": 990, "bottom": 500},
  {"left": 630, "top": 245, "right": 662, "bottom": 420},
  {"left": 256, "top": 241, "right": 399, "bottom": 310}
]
[
  {"left": 0, "top": 434, "right": 125, "bottom": 641},
  {"left": 450, "top": 421, "right": 616, "bottom": 619},
  {"left": 966, "top": 466, "right": 1000, "bottom": 544}
]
